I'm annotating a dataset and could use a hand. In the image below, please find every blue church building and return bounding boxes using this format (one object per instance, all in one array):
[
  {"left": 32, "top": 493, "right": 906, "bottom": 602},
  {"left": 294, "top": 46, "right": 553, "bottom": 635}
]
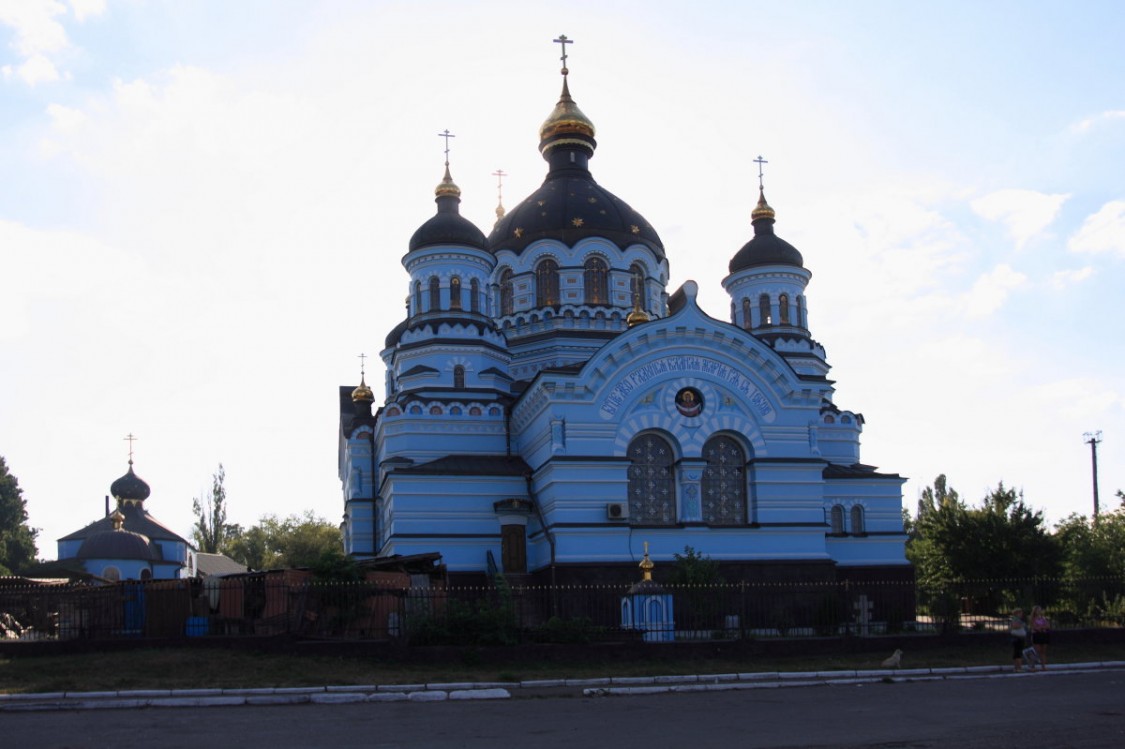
[{"left": 339, "top": 46, "right": 911, "bottom": 586}]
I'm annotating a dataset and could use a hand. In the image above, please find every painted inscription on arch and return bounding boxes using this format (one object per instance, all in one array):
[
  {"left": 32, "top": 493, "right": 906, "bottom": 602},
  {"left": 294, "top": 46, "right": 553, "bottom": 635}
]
[{"left": 598, "top": 355, "right": 774, "bottom": 420}]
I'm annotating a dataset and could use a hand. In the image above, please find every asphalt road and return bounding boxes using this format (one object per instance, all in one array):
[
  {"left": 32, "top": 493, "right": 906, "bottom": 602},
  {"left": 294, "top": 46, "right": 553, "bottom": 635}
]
[{"left": 6, "top": 671, "right": 1124, "bottom": 748}]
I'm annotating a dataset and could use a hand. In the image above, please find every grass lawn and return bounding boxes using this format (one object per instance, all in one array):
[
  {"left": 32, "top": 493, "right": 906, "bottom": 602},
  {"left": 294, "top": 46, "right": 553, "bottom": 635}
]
[{"left": 2, "top": 639, "right": 1123, "bottom": 695}]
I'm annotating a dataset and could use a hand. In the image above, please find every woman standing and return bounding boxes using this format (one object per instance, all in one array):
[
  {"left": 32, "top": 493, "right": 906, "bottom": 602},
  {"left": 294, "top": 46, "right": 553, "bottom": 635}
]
[
  {"left": 1030, "top": 605, "right": 1050, "bottom": 670},
  {"left": 1009, "top": 608, "right": 1028, "bottom": 672}
]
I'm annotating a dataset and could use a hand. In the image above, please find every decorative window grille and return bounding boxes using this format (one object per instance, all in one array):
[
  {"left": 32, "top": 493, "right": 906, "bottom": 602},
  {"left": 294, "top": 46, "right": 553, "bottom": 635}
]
[
  {"left": 702, "top": 436, "right": 746, "bottom": 525},
  {"left": 627, "top": 434, "right": 676, "bottom": 525}
]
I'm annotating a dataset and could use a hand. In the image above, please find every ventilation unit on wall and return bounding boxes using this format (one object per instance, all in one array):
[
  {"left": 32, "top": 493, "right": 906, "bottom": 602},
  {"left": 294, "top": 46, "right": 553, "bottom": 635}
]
[{"left": 606, "top": 502, "right": 628, "bottom": 520}]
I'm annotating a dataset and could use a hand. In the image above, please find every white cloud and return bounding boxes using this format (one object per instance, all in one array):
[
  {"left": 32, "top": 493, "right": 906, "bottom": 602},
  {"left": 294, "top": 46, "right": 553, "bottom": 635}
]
[
  {"left": 0, "top": 0, "right": 103, "bottom": 86},
  {"left": 3, "top": 51, "right": 60, "bottom": 84},
  {"left": 971, "top": 189, "right": 1069, "bottom": 248},
  {"left": 1048, "top": 266, "right": 1094, "bottom": 290},
  {"left": 1068, "top": 200, "right": 1125, "bottom": 257},
  {"left": 0, "top": 0, "right": 69, "bottom": 56},
  {"left": 963, "top": 263, "right": 1028, "bottom": 318},
  {"left": 67, "top": 0, "right": 105, "bottom": 23},
  {"left": 1070, "top": 110, "right": 1125, "bottom": 134}
]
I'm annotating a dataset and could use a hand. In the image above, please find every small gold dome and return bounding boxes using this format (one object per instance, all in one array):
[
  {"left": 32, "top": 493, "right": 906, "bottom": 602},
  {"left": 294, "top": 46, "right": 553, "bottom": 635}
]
[
  {"left": 351, "top": 376, "right": 374, "bottom": 403},
  {"left": 434, "top": 164, "right": 461, "bottom": 199},
  {"left": 539, "top": 78, "right": 596, "bottom": 154},
  {"left": 627, "top": 295, "right": 650, "bottom": 327},
  {"left": 751, "top": 188, "right": 776, "bottom": 222}
]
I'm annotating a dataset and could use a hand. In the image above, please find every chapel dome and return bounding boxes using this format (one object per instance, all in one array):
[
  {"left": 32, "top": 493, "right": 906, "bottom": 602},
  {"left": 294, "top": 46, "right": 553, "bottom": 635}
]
[
  {"left": 487, "top": 74, "right": 663, "bottom": 258},
  {"left": 728, "top": 189, "right": 804, "bottom": 272},
  {"left": 110, "top": 463, "right": 151, "bottom": 502},
  {"left": 77, "top": 520, "right": 158, "bottom": 561},
  {"left": 408, "top": 166, "right": 488, "bottom": 252}
]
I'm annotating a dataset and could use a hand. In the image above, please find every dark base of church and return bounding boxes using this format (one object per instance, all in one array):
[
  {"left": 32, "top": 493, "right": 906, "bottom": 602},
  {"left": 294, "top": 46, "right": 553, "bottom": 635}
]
[{"left": 448, "top": 561, "right": 914, "bottom": 587}]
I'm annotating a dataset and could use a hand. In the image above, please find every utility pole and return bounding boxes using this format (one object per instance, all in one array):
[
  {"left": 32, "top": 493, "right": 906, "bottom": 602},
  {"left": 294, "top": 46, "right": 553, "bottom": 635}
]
[{"left": 1083, "top": 431, "right": 1103, "bottom": 521}]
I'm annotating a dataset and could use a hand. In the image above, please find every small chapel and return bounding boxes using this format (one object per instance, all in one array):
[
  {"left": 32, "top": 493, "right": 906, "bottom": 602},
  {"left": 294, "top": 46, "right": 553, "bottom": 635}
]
[
  {"left": 56, "top": 449, "right": 195, "bottom": 581},
  {"left": 338, "top": 38, "right": 911, "bottom": 586}
]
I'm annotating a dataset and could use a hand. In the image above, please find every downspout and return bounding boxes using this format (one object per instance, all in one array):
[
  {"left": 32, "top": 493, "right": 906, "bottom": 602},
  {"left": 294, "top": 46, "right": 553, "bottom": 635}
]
[{"left": 525, "top": 471, "right": 557, "bottom": 615}]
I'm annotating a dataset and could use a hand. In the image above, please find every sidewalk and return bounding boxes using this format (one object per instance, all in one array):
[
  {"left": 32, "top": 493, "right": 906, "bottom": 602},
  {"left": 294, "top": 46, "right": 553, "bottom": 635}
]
[{"left": 3, "top": 660, "right": 1123, "bottom": 711}]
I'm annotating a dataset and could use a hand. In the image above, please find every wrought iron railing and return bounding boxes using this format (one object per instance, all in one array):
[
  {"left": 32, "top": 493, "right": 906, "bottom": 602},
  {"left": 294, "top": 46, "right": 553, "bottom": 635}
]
[{"left": 0, "top": 576, "right": 1121, "bottom": 644}]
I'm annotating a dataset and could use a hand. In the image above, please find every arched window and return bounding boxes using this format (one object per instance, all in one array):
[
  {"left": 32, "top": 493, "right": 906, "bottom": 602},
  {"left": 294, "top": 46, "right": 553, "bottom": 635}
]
[
  {"left": 796, "top": 295, "right": 805, "bottom": 328},
  {"left": 450, "top": 276, "right": 462, "bottom": 310},
  {"left": 499, "top": 269, "right": 514, "bottom": 316},
  {"left": 850, "top": 505, "right": 865, "bottom": 535},
  {"left": 470, "top": 278, "right": 479, "bottom": 313},
  {"left": 536, "top": 258, "right": 559, "bottom": 307},
  {"left": 102, "top": 565, "right": 121, "bottom": 582},
  {"left": 413, "top": 281, "right": 422, "bottom": 314},
  {"left": 741, "top": 298, "right": 752, "bottom": 330},
  {"left": 140, "top": 568, "right": 152, "bottom": 580},
  {"left": 702, "top": 435, "right": 746, "bottom": 525},
  {"left": 758, "top": 294, "right": 771, "bottom": 326},
  {"left": 627, "top": 433, "right": 676, "bottom": 525},
  {"left": 830, "top": 505, "right": 845, "bottom": 534},
  {"left": 584, "top": 257, "right": 608, "bottom": 305},
  {"left": 453, "top": 365, "right": 465, "bottom": 389},
  {"left": 779, "top": 293, "right": 790, "bottom": 324},
  {"left": 429, "top": 276, "right": 441, "bottom": 311},
  {"left": 630, "top": 263, "right": 646, "bottom": 309}
]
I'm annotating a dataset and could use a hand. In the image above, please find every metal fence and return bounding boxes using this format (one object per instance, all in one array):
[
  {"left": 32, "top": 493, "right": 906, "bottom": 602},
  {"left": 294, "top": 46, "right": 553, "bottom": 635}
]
[{"left": 1, "top": 576, "right": 1122, "bottom": 644}]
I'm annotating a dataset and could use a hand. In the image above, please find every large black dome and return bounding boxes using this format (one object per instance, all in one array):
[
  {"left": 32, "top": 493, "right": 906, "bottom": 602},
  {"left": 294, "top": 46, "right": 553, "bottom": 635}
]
[{"left": 488, "top": 171, "right": 662, "bottom": 256}]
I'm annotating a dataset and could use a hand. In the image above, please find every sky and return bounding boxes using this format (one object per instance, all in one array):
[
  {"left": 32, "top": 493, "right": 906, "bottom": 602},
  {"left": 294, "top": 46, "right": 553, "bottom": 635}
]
[{"left": 1, "top": 0, "right": 1122, "bottom": 560}]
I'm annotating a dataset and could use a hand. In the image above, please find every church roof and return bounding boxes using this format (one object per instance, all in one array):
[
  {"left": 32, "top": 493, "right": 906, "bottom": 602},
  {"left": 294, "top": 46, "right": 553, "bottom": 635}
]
[
  {"left": 822, "top": 463, "right": 902, "bottom": 480},
  {"left": 391, "top": 454, "right": 531, "bottom": 477},
  {"left": 59, "top": 501, "right": 189, "bottom": 545}
]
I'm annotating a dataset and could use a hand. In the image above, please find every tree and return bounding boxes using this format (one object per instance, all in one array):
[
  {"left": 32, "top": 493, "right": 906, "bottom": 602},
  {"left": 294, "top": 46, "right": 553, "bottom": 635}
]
[
  {"left": 0, "top": 455, "right": 39, "bottom": 575},
  {"left": 907, "top": 475, "right": 1060, "bottom": 585},
  {"left": 224, "top": 511, "right": 343, "bottom": 571},
  {"left": 192, "top": 464, "right": 234, "bottom": 554}
]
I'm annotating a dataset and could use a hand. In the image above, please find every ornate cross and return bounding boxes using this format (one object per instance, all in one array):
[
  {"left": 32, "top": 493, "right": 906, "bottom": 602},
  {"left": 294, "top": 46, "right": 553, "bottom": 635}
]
[
  {"left": 492, "top": 168, "right": 507, "bottom": 203},
  {"left": 753, "top": 155, "right": 768, "bottom": 190},
  {"left": 357, "top": 352, "right": 367, "bottom": 378},
  {"left": 123, "top": 433, "right": 137, "bottom": 463},
  {"left": 437, "top": 129, "right": 455, "bottom": 164},
  {"left": 553, "top": 34, "right": 573, "bottom": 74}
]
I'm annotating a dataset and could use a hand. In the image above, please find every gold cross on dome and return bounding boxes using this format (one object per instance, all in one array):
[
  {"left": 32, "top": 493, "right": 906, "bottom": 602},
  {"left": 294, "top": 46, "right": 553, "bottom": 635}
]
[
  {"left": 123, "top": 433, "right": 138, "bottom": 464},
  {"left": 437, "top": 129, "right": 455, "bottom": 164},
  {"left": 753, "top": 155, "right": 768, "bottom": 190},
  {"left": 553, "top": 34, "right": 573, "bottom": 74}
]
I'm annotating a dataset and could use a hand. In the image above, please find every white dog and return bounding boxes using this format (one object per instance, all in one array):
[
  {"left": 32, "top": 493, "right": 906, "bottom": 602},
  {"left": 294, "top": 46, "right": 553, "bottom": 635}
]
[{"left": 881, "top": 649, "right": 903, "bottom": 668}]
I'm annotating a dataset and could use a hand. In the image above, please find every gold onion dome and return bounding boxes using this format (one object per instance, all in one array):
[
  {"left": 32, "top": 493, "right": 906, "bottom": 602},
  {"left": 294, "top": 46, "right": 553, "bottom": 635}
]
[
  {"left": 751, "top": 188, "right": 776, "bottom": 222},
  {"left": 351, "top": 375, "right": 374, "bottom": 403},
  {"left": 538, "top": 77, "right": 597, "bottom": 155},
  {"left": 627, "top": 298, "right": 650, "bottom": 328},
  {"left": 434, "top": 164, "right": 461, "bottom": 199}
]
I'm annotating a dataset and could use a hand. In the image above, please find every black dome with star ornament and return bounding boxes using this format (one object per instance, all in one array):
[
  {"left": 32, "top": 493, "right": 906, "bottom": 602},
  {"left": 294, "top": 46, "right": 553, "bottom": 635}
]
[{"left": 487, "top": 69, "right": 663, "bottom": 258}]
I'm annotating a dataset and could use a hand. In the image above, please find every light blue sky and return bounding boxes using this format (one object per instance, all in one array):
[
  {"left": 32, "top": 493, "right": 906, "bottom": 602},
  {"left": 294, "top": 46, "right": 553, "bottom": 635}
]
[{"left": 2, "top": 0, "right": 1122, "bottom": 558}]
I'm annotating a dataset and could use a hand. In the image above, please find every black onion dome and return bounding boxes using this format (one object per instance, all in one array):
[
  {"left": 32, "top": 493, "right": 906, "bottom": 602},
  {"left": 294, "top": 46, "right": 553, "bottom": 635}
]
[
  {"left": 487, "top": 77, "right": 663, "bottom": 257},
  {"left": 488, "top": 175, "right": 663, "bottom": 257},
  {"left": 409, "top": 166, "right": 488, "bottom": 251},
  {"left": 110, "top": 463, "right": 151, "bottom": 502},
  {"left": 728, "top": 189, "right": 803, "bottom": 272},
  {"left": 77, "top": 528, "right": 157, "bottom": 561}
]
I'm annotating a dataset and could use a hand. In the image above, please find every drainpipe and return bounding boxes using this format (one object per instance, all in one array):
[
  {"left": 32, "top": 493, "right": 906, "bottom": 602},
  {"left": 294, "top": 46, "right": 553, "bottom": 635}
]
[{"left": 525, "top": 471, "right": 557, "bottom": 615}]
